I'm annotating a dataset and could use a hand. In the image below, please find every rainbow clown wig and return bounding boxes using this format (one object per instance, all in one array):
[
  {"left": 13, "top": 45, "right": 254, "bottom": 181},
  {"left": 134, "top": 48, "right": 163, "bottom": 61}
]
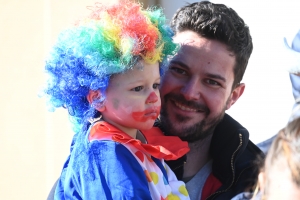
[{"left": 42, "top": 1, "right": 178, "bottom": 133}]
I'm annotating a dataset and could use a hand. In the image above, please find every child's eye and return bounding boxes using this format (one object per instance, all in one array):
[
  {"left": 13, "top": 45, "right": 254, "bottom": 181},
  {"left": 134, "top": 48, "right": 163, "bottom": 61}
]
[
  {"left": 153, "top": 83, "right": 160, "bottom": 89},
  {"left": 131, "top": 86, "right": 143, "bottom": 92}
]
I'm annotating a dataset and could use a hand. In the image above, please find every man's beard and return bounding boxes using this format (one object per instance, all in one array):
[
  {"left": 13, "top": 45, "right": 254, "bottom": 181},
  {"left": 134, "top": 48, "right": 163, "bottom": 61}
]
[{"left": 160, "top": 93, "right": 226, "bottom": 142}]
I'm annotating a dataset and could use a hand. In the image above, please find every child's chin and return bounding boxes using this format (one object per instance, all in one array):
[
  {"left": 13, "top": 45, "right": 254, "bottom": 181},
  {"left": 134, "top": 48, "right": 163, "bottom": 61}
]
[{"left": 138, "top": 121, "right": 155, "bottom": 131}]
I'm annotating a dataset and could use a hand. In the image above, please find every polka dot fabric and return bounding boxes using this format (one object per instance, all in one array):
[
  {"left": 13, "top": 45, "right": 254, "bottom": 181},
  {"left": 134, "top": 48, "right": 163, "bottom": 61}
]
[{"left": 128, "top": 147, "right": 189, "bottom": 199}]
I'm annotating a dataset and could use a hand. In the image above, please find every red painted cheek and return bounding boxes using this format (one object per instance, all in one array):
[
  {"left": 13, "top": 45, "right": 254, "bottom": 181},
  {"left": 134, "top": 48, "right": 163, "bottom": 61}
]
[
  {"left": 132, "top": 106, "right": 161, "bottom": 122},
  {"left": 146, "top": 92, "right": 158, "bottom": 104}
]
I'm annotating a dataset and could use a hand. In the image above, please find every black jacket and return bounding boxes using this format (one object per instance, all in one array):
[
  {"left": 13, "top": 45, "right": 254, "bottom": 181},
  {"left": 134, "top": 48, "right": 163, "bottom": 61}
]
[{"left": 166, "top": 114, "right": 264, "bottom": 200}]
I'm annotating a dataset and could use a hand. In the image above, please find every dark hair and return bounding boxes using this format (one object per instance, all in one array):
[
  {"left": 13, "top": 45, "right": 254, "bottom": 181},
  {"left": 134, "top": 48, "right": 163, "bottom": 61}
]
[{"left": 170, "top": 1, "right": 253, "bottom": 88}]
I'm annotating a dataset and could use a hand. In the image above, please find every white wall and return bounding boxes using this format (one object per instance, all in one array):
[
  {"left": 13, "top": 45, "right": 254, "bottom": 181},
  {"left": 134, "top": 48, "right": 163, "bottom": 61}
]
[
  {"left": 0, "top": 0, "right": 118, "bottom": 199},
  {"left": 160, "top": 0, "right": 200, "bottom": 22}
]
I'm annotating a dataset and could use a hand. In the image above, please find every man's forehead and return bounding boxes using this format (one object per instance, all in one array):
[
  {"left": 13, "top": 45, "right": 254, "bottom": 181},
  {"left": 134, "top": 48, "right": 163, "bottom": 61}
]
[
  {"left": 174, "top": 39, "right": 199, "bottom": 48},
  {"left": 173, "top": 30, "right": 203, "bottom": 44},
  {"left": 174, "top": 32, "right": 235, "bottom": 59},
  {"left": 174, "top": 34, "right": 216, "bottom": 54}
]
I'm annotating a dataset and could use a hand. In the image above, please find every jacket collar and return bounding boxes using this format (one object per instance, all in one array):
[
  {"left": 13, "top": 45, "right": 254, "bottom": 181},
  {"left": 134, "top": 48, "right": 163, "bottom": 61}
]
[{"left": 210, "top": 113, "right": 249, "bottom": 184}]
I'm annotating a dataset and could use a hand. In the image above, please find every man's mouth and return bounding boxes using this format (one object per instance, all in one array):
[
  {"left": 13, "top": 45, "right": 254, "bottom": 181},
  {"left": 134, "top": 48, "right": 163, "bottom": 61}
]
[
  {"left": 163, "top": 93, "right": 209, "bottom": 115},
  {"left": 174, "top": 101, "right": 198, "bottom": 112}
]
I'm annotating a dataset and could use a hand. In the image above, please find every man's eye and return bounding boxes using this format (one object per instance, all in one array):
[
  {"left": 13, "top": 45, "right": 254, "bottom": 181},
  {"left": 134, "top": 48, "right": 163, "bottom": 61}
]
[
  {"left": 205, "top": 79, "right": 220, "bottom": 86},
  {"left": 131, "top": 86, "right": 143, "bottom": 92},
  {"left": 153, "top": 83, "right": 160, "bottom": 89},
  {"left": 170, "top": 66, "right": 187, "bottom": 75}
]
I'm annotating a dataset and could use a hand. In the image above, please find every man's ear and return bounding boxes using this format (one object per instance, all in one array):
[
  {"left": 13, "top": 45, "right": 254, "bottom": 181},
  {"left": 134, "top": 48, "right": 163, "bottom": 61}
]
[
  {"left": 87, "top": 90, "right": 106, "bottom": 112},
  {"left": 226, "top": 83, "right": 245, "bottom": 110}
]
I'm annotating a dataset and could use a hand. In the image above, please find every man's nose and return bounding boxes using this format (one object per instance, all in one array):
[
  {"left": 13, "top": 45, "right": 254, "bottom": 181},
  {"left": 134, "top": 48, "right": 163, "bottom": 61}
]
[
  {"left": 146, "top": 91, "right": 159, "bottom": 104},
  {"left": 181, "top": 78, "right": 201, "bottom": 101}
]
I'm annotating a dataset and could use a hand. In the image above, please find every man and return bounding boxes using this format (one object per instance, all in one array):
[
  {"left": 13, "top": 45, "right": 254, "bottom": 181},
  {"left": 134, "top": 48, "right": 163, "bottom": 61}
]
[{"left": 158, "top": 1, "right": 263, "bottom": 199}]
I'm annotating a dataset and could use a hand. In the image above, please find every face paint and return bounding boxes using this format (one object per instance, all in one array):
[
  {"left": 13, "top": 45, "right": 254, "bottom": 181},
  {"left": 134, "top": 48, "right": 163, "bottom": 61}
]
[
  {"left": 146, "top": 91, "right": 159, "bottom": 104},
  {"left": 132, "top": 106, "right": 161, "bottom": 122}
]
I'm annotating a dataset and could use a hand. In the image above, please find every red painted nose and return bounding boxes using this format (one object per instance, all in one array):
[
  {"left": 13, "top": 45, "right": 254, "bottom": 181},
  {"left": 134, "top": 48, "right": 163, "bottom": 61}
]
[{"left": 146, "top": 92, "right": 158, "bottom": 104}]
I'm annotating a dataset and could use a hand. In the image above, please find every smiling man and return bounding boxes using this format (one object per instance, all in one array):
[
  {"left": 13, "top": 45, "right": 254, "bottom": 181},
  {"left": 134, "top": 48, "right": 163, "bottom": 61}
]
[{"left": 158, "top": 1, "right": 264, "bottom": 200}]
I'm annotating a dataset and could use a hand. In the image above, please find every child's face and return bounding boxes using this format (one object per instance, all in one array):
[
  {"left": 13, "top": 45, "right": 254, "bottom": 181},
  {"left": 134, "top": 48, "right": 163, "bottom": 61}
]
[{"left": 102, "top": 60, "right": 161, "bottom": 132}]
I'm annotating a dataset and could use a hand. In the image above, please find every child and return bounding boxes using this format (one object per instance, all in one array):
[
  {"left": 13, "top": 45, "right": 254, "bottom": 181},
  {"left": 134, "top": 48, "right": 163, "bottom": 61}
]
[
  {"left": 232, "top": 117, "right": 300, "bottom": 200},
  {"left": 42, "top": 1, "right": 190, "bottom": 199},
  {"left": 254, "top": 117, "right": 300, "bottom": 200}
]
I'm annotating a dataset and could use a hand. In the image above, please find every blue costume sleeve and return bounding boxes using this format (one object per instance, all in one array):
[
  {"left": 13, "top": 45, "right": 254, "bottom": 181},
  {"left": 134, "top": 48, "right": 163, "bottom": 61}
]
[
  {"left": 290, "top": 74, "right": 300, "bottom": 103},
  {"left": 290, "top": 74, "right": 300, "bottom": 120},
  {"left": 55, "top": 140, "right": 152, "bottom": 200}
]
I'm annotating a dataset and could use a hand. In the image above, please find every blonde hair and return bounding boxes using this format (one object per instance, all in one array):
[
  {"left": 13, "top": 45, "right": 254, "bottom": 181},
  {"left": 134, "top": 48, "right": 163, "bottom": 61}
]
[{"left": 254, "top": 117, "right": 300, "bottom": 198}]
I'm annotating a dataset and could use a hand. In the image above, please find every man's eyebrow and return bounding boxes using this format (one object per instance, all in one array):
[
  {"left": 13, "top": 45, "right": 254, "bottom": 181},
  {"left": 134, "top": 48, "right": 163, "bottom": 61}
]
[
  {"left": 205, "top": 73, "right": 226, "bottom": 82},
  {"left": 170, "top": 60, "right": 226, "bottom": 82},
  {"left": 170, "top": 60, "right": 190, "bottom": 70}
]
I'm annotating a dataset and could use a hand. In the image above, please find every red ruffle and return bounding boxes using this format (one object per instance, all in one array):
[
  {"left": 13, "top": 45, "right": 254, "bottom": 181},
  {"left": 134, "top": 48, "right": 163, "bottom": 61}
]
[{"left": 89, "top": 121, "right": 189, "bottom": 160}]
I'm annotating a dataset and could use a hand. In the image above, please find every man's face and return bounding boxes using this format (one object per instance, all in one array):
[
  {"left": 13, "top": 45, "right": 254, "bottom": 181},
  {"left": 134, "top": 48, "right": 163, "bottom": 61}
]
[{"left": 159, "top": 31, "right": 244, "bottom": 142}]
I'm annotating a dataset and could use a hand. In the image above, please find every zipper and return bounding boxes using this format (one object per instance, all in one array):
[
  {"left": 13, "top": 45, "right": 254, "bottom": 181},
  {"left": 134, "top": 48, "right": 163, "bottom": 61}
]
[
  {"left": 205, "top": 133, "right": 243, "bottom": 200},
  {"left": 234, "top": 165, "right": 252, "bottom": 187},
  {"left": 172, "top": 161, "right": 186, "bottom": 171}
]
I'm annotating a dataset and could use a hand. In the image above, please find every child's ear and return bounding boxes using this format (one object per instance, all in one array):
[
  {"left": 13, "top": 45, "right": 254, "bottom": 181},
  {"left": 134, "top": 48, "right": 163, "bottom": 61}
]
[
  {"left": 87, "top": 90, "right": 106, "bottom": 112},
  {"left": 258, "top": 171, "right": 265, "bottom": 194}
]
